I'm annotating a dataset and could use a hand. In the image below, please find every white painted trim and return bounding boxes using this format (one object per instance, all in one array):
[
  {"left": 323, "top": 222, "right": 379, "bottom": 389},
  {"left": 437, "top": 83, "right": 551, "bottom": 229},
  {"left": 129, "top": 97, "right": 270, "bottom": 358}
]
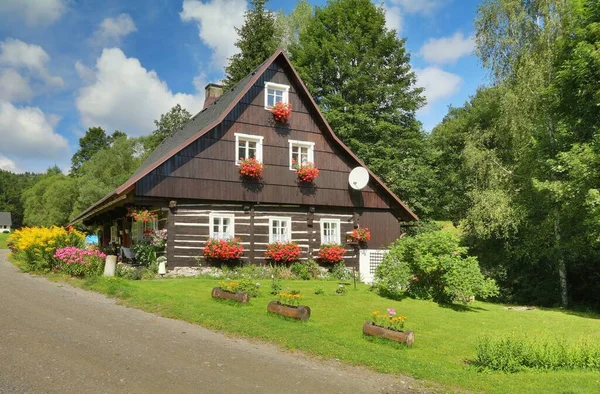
[
  {"left": 264, "top": 82, "right": 290, "bottom": 109},
  {"left": 268, "top": 216, "right": 292, "bottom": 243},
  {"left": 320, "top": 218, "right": 341, "bottom": 245},
  {"left": 234, "top": 133, "right": 264, "bottom": 165},
  {"left": 209, "top": 212, "right": 236, "bottom": 239},
  {"left": 288, "top": 140, "right": 315, "bottom": 170}
]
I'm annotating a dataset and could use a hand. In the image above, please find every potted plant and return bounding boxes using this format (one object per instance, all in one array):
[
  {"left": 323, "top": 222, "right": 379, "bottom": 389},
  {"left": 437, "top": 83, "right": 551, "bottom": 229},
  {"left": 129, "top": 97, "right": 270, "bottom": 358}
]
[
  {"left": 203, "top": 238, "right": 244, "bottom": 263},
  {"left": 317, "top": 244, "right": 346, "bottom": 264},
  {"left": 267, "top": 290, "right": 310, "bottom": 321},
  {"left": 350, "top": 227, "right": 371, "bottom": 244},
  {"left": 238, "top": 157, "right": 264, "bottom": 179},
  {"left": 363, "top": 308, "right": 415, "bottom": 345},
  {"left": 264, "top": 241, "right": 301, "bottom": 263},
  {"left": 270, "top": 102, "right": 292, "bottom": 123},
  {"left": 127, "top": 207, "right": 157, "bottom": 223},
  {"left": 293, "top": 160, "right": 319, "bottom": 183},
  {"left": 211, "top": 280, "right": 250, "bottom": 303}
]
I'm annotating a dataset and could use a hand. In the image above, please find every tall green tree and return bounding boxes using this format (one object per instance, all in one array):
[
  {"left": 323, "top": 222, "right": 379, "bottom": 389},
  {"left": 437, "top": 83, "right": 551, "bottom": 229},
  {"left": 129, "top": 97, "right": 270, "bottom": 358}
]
[
  {"left": 0, "top": 170, "right": 39, "bottom": 228},
  {"left": 224, "top": 0, "right": 282, "bottom": 88},
  {"left": 143, "top": 104, "right": 192, "bottom": 153},
  {"left": 71, "top": 127, "right": 110, "bottom": 175},
  {"left": 289, "top": 0, "right": 435, "bottom": 215},
  {"left": 279, "top": 0, "right": 313, "bottom": 49}
]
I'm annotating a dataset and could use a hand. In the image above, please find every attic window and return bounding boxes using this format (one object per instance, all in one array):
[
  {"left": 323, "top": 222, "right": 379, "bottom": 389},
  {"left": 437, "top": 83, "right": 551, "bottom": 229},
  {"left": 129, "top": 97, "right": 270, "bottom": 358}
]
[
  {"left": 264, "top": 82, "right": 290, "bottom": 109},
  {"left": 235, "top": 133, "right": 263, "bottom": 165},
  {"left": 288, "top": 140, "right": 315, "bottom": 170}
]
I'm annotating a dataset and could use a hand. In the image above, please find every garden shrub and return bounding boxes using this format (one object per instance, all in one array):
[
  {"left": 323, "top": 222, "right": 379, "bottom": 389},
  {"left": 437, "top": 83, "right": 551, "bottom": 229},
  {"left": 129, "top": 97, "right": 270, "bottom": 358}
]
[
  {"left": 474, "top": 336, "right": 600, "bottom": 372},
  {"left": 116, "top": 265, "right": 145, "bottom": 280},
  {"left": 330, "top": 262, "right": 353, "bottom": 280},
  {"left": 291, "top": 259, "right": 320, "bottom": 280},
  {"left": 54, "top": 246, "right": 106, "bottom": 277},
  {"left": 9, "top": 226, "right": 86, "bottom": 272},
  {"left": 132, "top": 241, "right": 157, "bottom": 267},
  {"left": 374, "top": 231, "right": 499, "bottom": 304}
]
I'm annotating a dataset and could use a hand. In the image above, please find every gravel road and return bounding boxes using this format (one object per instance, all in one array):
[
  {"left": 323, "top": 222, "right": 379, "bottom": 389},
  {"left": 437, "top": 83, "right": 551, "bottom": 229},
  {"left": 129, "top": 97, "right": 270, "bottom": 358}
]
[{"left": 0, "top": 250, "right": 430, "bottom": 394}]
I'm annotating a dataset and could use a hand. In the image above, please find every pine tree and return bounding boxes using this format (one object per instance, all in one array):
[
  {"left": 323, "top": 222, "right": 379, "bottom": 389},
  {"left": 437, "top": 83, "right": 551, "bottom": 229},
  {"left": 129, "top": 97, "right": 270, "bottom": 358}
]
[
  {"left": 224, "top": 0, "right": 281, "bottom": 88},
  {"left": 289, "top": 0, "right": 434, "bottom": 215}
]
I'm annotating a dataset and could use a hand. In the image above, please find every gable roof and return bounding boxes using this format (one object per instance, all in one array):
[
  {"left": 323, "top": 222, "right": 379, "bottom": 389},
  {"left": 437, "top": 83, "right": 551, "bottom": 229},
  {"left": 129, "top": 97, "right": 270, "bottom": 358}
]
[
  {"left": 0, "top": 212, "right": 11, "bottom": 225},
  {"left": 73, "top": 49, "right": 418, "bottom": 223}
]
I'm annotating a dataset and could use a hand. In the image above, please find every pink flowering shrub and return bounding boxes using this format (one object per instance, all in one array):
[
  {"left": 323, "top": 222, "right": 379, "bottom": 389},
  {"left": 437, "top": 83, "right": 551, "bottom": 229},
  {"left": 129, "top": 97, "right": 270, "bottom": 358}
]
[{"left": 54, "top": 246, "right": 106, "bottom": 277}]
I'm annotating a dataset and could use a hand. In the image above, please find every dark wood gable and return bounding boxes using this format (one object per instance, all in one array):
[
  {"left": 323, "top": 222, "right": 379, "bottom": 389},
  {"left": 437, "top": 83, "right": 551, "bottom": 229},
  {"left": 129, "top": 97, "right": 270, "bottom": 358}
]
[{"left": 135, "top": 56, "right": 401, "bottom": 214}]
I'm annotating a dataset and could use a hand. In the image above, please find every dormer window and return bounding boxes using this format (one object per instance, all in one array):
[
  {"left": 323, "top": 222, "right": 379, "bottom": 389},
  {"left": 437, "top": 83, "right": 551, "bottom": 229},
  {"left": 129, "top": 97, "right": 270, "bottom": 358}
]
[
  {"left": 235, "top": 133, "right": 263, "bottom": 165},
  {"left": 288, "top": 140, "right": 315, "bottom": 169},
  {"left": 264, "top": 82, "right": 290, "bottom": 109}
]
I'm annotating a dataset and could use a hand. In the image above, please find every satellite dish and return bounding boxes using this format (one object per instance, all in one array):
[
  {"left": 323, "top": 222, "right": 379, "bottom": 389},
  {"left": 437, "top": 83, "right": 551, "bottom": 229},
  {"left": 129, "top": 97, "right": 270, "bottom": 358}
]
[{"left": 348, "top": 167, "right": 369, "bottom": 190}]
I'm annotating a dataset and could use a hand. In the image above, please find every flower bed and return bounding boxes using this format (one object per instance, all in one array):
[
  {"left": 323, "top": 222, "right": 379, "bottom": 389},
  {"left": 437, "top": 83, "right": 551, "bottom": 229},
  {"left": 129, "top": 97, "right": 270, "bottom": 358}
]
[
  {"left": 267, "top": 290, "right": 310, "bottom": 320},
  {"left": 317, "top": 244, "right": 346, "bottom": 264},
  {"left": 364, "top": 308, "right": 414, "bottom": 345},
  {"left": 270, "top": 102, "right": 292, "bottom": 123},
  {"left": 265, "top": 242, "right": 301, "bottom": 263},
  {"left": 238, "top": 157, "right": 264, "bottom": 179},
  {"left": 54, "top": 246, "right": 106, "bottom": 278},
  {"left": 203, "top": 238, "right": 244, "bottom": 262}
]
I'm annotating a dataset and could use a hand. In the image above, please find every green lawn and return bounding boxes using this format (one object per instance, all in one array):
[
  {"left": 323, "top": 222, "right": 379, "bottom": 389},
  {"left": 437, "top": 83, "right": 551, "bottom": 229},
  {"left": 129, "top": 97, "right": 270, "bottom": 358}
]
[
  {"left": 0, "top": 232, "right": 9, "bottom": 249},
  {"left": 75, "top": 276, "right": 600, "bottom": 394}
]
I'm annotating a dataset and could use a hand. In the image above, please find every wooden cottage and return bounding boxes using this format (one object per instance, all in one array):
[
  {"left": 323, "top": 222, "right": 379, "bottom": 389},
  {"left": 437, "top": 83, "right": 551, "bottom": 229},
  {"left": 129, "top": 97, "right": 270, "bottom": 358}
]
[{"left": 72, "top": 49, "right": 418, "bottom": 279}]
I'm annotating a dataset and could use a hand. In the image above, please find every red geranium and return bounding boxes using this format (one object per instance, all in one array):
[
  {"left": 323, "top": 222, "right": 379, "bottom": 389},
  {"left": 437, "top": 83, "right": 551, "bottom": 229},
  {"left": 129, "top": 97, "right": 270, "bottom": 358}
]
[
  {"left": 293, "top": 160, "right": 319, "bottom": 183},
  {"left": 317, "top": 244, "right": 346, "bottom": 264},
  {"left": 204, "top": 238, "right": 244, "bottom": 261},
  {"left": 270, "top": 102, "right": 292, "bottom": 123},
  {"left": 350, "top": 227, "right": 371, "bottom": 242},
  {"left": 127, "top": 207, "right": 157, "bottom": 223},
  {"left": 238, "top": 157, "right": 264, "bottom": 179},
  {"left": 265, "top": 242, "right": 301, "bottom": 263}
]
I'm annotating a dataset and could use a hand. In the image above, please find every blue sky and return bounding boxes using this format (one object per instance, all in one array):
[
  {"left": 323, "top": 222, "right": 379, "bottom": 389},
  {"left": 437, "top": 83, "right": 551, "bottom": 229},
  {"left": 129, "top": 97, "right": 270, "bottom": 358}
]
[{"left": 0, "top": 0, "right": 487, "bottom": 173}]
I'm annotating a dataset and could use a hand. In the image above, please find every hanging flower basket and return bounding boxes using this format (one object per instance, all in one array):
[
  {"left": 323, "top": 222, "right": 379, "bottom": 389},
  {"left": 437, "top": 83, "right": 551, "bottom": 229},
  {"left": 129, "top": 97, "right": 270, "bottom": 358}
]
[
  {"left": 317, "top": 244, "right": 346, "bottom": 264},
  {"left": 203, "top": 238, "right": 244, "bottom": 262},
  {"left": 238, "top": 157, "right": 264, "bottom": 179},
  {"left": 270, "top": 102, "right": 292, "bottom": 123},
  {"left": 350, "top": 227, "right": 371, "bottom": 243},
  {"left": 127, "top": 208, "right": 157, "bottom": 223},
  {"left": 265, "top": 242, "right": 301, "bottom": 263},
  {"left": 293, "top": 160, "right": 319, "bottom": 183}
]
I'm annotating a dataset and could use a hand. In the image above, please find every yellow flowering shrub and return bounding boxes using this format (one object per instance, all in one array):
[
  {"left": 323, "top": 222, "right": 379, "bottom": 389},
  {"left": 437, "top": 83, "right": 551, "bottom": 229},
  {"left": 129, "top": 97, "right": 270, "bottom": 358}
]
[{"left": 9, "top": 226, "right": 86, "bottom": 271}]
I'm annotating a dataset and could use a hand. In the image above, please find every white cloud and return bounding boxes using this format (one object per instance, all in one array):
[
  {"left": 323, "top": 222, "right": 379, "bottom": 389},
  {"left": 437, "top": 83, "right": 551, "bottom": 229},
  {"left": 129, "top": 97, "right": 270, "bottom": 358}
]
[
  {"left": 91, "top": 14, "right": 137, "bottom": 46},
  {"left": 0, "top": 154, "right": 20, "bottom": 173},
  {"left": 0, "top": 0, "right": 66, "bottom": 27},
  {"left": 0, "top": 39, "right": 63, "bottom": 87},
  {"left": 76, "top": 48, "right": 205, "bottom": 136},
  {"left": 388, "top": 0, "right": 444, "bottom": 14},
  {"left": 0, "top": 102, "right": 69, "bottom": 160},
  {"left": 0, "top": 69, "right": 34, "bottom": 102},
  {"left": 415, "top": 67, "right": 462, "bottom": 110},
  {"left": 180, "top": 0, "right": 246, "bottom": 69},
  {"left": 419, "top": 32, "right": 475, "bottom": 64},
  {"left": 383, "top": 5, "right": 403, "bottom": 34}
]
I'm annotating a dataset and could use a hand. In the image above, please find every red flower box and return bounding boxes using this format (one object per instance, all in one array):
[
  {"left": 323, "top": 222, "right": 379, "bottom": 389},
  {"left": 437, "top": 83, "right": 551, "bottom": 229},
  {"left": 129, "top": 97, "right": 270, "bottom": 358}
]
[
  {"left": 204, "top": 238, "right": 244, "bottom": 261},
  {"left": 265, "top": 242, "right": 301, "bottom": 263},
  {"left": 294, "top": 161, "right": 319, "bottom": 183},
  {"left": 127, "top": 208, "right": 157, "bottom": 223},
  {"left": 238, "top": 157, "right": 264, "bottom": 179},
  {"left": 350, "top": 227, "right": 371, "bottom": 242},
  {"left": 270, "top": 102, "right": 292, "bottom": 123},
  {"left": 317, "top": 244, "right": 346, "bottom": 264}
]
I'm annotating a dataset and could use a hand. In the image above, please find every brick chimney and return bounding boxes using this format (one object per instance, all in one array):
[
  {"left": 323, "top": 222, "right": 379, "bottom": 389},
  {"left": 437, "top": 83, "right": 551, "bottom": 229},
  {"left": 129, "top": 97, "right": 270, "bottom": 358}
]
[{"left": 203, "top": 83, "right": 224, "bottom": 109}]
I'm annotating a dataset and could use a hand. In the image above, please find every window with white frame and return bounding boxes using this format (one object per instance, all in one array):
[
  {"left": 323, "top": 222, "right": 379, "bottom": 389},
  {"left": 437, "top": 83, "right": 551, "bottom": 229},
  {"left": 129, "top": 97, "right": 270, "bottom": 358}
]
[
  {"left": 264, "top": 82, "right": 290, "bottom": 109},
  {"left": 235, "top": 133, "right": 263, "bottom": 165},
  {"left": 210, "top": 213, "right": 235, "bottom": 240},
  {"left": 269, "top": 217, "right": 291, "bottom": 243},
  {"left": 288, "top": 140, "right": 315, "bottom": 169},
  {"left": 320, "top": 219, "right": 341, "bottom": 244}
]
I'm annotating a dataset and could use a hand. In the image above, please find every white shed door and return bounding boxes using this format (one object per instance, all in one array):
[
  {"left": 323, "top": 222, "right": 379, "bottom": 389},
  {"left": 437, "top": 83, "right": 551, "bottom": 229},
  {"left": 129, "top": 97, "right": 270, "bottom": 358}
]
[{"left": 359, "top": 249, "right": 389, "bottom": 284}]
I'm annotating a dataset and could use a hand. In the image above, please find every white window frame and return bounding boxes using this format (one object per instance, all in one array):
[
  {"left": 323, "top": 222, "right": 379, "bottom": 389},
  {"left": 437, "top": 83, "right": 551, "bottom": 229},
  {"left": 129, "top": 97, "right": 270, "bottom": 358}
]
[
  {"left": 209, "top": 213, "right": 236, "bottom": 240},
  {"left": 264, "top": 82, "right": 290, "bottom": 109},
  {"left": 320, "top": 219, "right": 341, "bottom": 245},
  {"left": 269, "top": 216, "right": 292, "bottom": 243},
  {"left": 234, "top": 133, "right": 264, "bottom": 165},
  {"left": 288, "top": 140, "right": 315, "bottom": 170}
]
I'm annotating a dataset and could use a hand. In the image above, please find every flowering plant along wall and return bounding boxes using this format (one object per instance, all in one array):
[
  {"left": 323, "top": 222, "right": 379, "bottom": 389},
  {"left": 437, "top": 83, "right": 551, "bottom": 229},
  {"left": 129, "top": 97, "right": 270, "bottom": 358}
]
[
  {"left": 350, "top": 227, "right": 371, "bottom": 242},
  {"left": 270, "top": 102, "right": 292, "bottom": 123},
  {"left": 238, "top": 157, "right": 264, "bottom": 179},
  {"left": 317, "top": 244, "right": 346, "bottom": 264},
  {"left": 293, "top": 160, "right": 319, "bottom": 183},
  {"left": 264, "top": 242, "right": 301, "bottom": 263},
  {"left": 203, "top": 238, "right": 244, "bottom": 261}
]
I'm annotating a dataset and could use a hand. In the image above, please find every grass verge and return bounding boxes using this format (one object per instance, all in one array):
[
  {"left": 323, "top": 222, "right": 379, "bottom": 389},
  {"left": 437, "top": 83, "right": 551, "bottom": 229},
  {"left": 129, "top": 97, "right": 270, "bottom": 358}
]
[{"left": 0, "top": 232, "right": 9, "bottom": 249}]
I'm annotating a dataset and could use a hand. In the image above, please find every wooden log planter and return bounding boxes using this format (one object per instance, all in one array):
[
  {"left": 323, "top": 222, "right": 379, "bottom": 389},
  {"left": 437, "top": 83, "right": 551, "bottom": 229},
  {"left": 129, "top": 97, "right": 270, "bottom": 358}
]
[
  {"left": 211, "top": 287, "right": 250, "bottom": 303},
  {"left": 267, "top": 301, "right": 311, "bottom": 321},
  {"left": 362, "top": 322, "right": 415, "bottom": 346}
]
